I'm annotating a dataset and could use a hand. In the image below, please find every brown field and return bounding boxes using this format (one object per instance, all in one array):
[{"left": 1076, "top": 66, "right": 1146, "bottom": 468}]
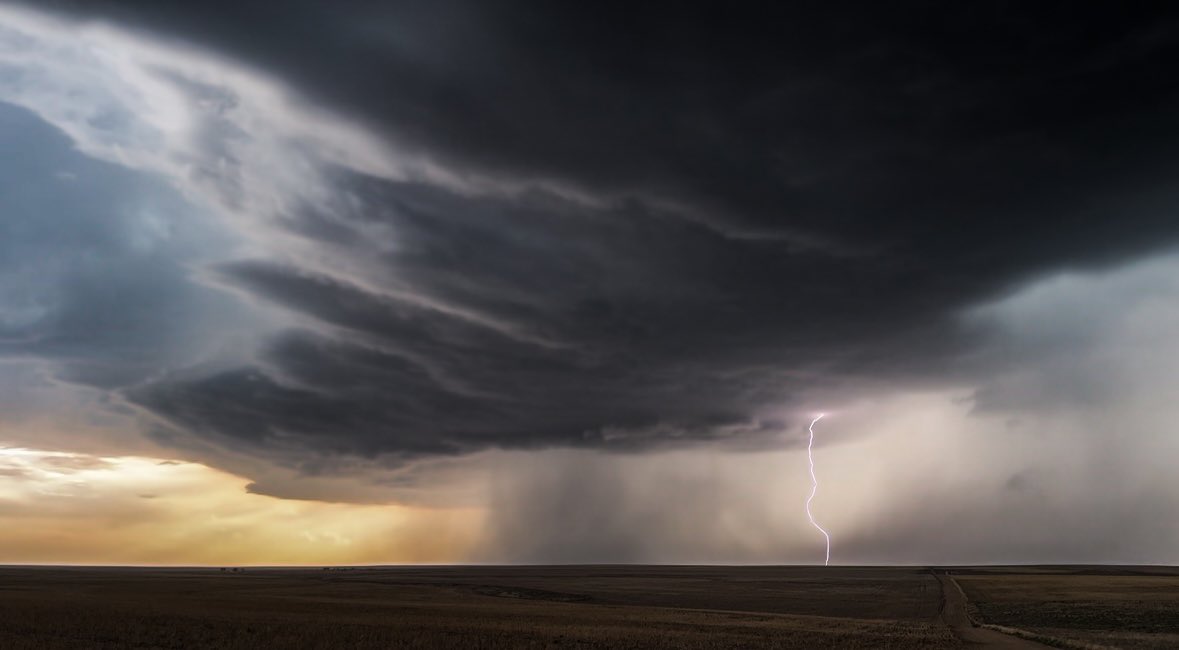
[
  {"left": 953, "top": 566, "right": 1179, "bottom": 649},
  {"left": 0, "top": 565, "right": 953, "bottom": 649},
  {"left": 0, "top": 565, "right": 1175, "bottom": 649}
]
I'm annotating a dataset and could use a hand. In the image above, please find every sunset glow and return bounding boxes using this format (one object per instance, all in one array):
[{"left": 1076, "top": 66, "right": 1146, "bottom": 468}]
[{"left": 0, "top": 445, "right": 481, "bottom": 565}]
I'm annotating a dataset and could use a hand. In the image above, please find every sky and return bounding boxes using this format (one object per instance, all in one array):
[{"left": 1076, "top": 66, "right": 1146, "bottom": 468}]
[{"left": 1, "top": 1, "right": 1179, "bottom": 565}]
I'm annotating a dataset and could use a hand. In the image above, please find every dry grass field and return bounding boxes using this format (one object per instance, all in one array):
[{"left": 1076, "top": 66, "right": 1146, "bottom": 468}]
[
  {"left": 0, "top": 566, "right": 954, "bottom": 649},
  {"left": 2, "top": 565, "right": 1177, "bottom": 649},
  {"left": 953, "top": 566, "right": 1179, "bottom": 649}
]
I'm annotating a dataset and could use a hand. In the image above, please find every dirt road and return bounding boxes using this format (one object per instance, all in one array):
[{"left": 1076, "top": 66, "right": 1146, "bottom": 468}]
[{"left": 934, "top": 572, "right": 1049, "bottom": 649}]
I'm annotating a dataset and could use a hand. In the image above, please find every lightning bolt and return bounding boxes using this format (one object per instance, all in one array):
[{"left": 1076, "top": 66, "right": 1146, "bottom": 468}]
[{"left": 806, "top": 413, "right": 831, "bottom": 566}]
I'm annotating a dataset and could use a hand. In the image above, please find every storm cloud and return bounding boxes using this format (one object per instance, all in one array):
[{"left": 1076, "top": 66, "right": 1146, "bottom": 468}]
[{"left": 3, "top": 1, "right": 1179, "bottom": 562}]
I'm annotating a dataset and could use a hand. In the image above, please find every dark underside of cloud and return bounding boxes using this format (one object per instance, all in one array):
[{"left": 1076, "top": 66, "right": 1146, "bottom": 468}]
[{"left": 15, "top": 1, "right": 1179, "bottom": 463}]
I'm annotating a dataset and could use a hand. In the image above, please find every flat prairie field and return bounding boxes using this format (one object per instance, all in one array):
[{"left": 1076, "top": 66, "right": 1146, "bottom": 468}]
[
  {"left": 0, "top": 565, "right": 953, "bottom": 649},
  {"left": 953, "top": 566, "right": 1179, "bottom": 650},
  {"left": 1, "top": 565, "right": 1176, "bottom": 649}
]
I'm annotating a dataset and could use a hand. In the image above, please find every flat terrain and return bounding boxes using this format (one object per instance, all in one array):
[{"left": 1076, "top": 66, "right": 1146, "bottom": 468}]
[
  {"left": 0, "top": 565, "right": 1173, "bottom": 649},
  {"left": 953, "top": 566, "right": 1179, "bottom": 649},
  {"left": 933, "top": 572, "right": 1044, "bottom": 649},
  {"left": 0, "top": 566, "right": 953, "bottom": 649}
]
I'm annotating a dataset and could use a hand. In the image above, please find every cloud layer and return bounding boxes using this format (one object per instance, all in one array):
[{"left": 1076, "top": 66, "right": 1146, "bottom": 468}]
[{"left": 2, "top": 2, "right": 1179, "bottom": 562}]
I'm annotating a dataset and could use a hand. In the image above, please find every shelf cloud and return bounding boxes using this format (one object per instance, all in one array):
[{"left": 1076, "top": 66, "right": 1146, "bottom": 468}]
[{"left": 2, "top": 1, "right": 1179, "bottom": 563}]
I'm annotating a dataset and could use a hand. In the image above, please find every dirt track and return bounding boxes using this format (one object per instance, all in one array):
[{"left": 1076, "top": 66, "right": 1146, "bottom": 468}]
[{"left": 934, "top": 572, "right": 1048, "bottom": 649}]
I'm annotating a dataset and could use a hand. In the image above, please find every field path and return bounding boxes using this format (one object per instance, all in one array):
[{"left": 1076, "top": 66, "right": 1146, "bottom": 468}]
[{"left": 934, "top": 572, "right": 1048, "bottom": 649}]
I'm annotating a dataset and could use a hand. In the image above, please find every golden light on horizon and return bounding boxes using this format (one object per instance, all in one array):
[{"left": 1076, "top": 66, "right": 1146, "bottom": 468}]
[{"left": 0, "top": 445, "right": 483, "bottom": 566}]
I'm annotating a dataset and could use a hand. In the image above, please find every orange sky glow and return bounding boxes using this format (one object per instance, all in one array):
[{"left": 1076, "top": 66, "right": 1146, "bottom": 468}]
[{"left": 0, "top": 445, "right": 483, "bottom": 565}]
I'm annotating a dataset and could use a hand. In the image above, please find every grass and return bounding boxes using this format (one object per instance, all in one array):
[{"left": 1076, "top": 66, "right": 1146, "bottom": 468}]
[
  {"left": 9, "top": 565, "right": 1178, "bottom": 649},
  {"left": 956, "top": 568, "right": 1179, "bottom": 650},
  {"left": 0, "top": 566, "right": 955, "bottom": 649}
]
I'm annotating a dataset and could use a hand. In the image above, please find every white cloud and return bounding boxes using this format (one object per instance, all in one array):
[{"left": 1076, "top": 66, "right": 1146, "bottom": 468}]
[
  {"left": 0, "top": 4, "right": 450, "bottom": 285},
  {"left": 0, "top": 3, "right": 579, "bottom": 349}
]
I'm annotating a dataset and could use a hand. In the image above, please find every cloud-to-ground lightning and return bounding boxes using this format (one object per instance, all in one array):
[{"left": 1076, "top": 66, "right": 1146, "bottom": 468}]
[{"left": 806, "top": 413, "right": 831, "bottom": 566}]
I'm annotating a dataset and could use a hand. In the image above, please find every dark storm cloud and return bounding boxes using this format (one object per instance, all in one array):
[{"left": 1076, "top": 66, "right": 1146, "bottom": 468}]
[
  {"left": 38, "top": 1, "right": 1179, "bottom": 260},
  {"left": 127, "top": 170, "right": 949, "bottom": 461},
  {"left": 13, "top": 2, "right": 1179, "bottom": 464}
]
